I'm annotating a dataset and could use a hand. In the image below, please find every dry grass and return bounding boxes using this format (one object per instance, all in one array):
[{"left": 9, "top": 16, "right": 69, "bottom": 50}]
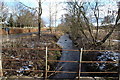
[{"left": 2, "top": 34, "right": 62, "bottom": 78}]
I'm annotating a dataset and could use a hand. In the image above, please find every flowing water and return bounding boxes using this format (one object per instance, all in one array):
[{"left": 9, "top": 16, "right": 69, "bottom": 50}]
[{"left": 53, "top": 34, "right": 87, "bottom": 79}]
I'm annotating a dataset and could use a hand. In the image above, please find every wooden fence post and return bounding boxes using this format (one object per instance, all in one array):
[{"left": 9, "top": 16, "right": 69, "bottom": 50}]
[
  {"left": 118, "top": 21, "right": 120, "bottom": 80},
  {"left": 45, "top": 46, "right": 48, "bottom": 79},
  {"left": 78, "top": 48, "right": 83, "bottom": 80},
  {"left": 0, "top": 35, "right": 3, "bottom": 77}
]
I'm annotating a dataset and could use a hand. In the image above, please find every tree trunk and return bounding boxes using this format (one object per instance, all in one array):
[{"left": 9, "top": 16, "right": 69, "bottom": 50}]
[{"left": 38, "top": 0, "right": 42, "bottom": 38}]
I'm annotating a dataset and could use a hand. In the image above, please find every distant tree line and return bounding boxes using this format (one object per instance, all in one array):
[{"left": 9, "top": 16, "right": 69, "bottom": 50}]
[{"left": 0, "top": 1, "right": 45, "bottom": 28}]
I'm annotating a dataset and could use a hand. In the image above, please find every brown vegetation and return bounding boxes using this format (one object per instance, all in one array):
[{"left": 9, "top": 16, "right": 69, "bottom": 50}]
[{"left": 2, "top": 34, "right": 61, "bottom": 77}]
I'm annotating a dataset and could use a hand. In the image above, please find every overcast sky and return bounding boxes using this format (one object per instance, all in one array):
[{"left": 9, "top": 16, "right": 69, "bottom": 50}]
[{"left": 2, "top": 0, "right": 120, "bottom": 26}]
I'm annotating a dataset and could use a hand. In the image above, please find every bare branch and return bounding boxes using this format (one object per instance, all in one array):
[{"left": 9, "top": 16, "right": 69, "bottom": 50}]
[
  {"left": 94, "top": 1, "right": 99, "bottom": 40},
  {"left": 19, "top": 2, "right": 38, "bottom": 13}
]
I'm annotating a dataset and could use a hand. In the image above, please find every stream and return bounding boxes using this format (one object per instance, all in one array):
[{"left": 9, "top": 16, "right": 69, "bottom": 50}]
[
  {"left": 52, "top": 34, "right": 119, "bottom": 79},
  {"left": 53, "top": 34, "right": 87, "bottom": 79}
]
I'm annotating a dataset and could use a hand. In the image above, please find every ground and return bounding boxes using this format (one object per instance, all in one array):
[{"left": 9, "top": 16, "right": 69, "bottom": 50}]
[{"left": 2, "top": 33, "right": 62, "bottom": 78}]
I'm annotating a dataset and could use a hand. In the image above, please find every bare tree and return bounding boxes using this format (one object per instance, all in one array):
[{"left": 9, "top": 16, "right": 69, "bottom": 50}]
[
  {"left": 0, "top": 1, "right": 8, "bottom": 76},
  {"left": 93, "top": 1, "right": 99, "bottom": 40},
  {"left": 8, "top": 14, "right": 14, "bottom": 27},
  {"left": 48, "top": 2, "right": 59, "bottom": 33},
  {"left": 102, "top": 15, "right": 115, "bottom": 24},
  {"left": 49, "top": 1, "right": 53, "bottom": 33},
  {"left": 64, "top": 0, "right": 119, "bottom": 49},
  {"left": 18, "top": 0, "right": 42, "bottom": 37},
  {"left": 117, "top": 2, "right": 120, "bottom": 79},
  {"left": 0, "top": 1, "right": 8, "bottom": 28},
  {"left": 38, "top": 0, "right": 42, "bottom": 37},
  {"left": 54, "top": 3, "right": 58, "bottom": 27},
  {"left": 116, "top": 2, "right": 120, "bottom": 25}
]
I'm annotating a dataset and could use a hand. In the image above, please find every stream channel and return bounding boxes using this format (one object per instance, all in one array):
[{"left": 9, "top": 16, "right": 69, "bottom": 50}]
[{"left": 53, "top": 34, "right": 88, "bottom": 79}]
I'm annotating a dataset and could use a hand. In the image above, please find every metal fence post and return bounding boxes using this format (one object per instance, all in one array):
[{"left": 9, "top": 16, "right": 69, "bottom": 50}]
[
  {"left": 45, "top": 46, "right": 48, "bottom": 79},
  {"left": 78, "top": 48, "right": 83, "bottom": 80}
]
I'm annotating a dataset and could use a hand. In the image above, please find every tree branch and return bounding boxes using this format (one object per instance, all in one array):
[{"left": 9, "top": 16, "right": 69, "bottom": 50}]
[{"left": 19, "top": 2, "right": 38, "bottom": 13}]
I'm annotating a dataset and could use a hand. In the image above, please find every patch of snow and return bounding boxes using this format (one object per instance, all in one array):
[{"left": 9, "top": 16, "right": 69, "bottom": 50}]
[
  {"left": 97, "top": 51, "right": 119, "bottom": 70},
  {"left": 112, "top": 40, "right": 120, "bottom": 42}
]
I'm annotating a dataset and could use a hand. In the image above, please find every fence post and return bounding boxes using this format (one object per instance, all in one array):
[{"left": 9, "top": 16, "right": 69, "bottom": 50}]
[
  {"left": 0, "top": 34, "right": 3, "bottom": 77},
  {"left": 78, "top": 48, "right": 83, "bottom": 80},
  {"left": 45, "top": 46, "right": 48, "bottom": 79},
  {"left": 118, "top": 27, "right": 120, "bottom": 80}
]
